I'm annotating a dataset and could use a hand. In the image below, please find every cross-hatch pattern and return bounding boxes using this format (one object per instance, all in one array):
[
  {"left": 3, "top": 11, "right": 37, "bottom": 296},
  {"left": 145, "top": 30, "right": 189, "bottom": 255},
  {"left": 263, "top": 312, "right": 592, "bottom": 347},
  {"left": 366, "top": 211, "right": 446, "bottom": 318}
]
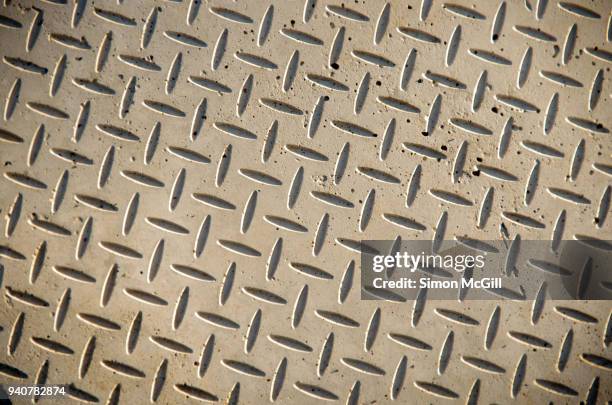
[{"left": 0, "top": 0, "right": 611, "bottom": 403}]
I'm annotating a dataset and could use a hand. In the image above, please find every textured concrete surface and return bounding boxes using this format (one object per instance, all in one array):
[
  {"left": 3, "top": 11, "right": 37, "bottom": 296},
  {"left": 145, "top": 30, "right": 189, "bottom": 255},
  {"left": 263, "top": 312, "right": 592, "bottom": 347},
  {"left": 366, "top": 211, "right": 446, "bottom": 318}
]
[{"left": 0, "top": 0, "right": 611, "bottom": 403}]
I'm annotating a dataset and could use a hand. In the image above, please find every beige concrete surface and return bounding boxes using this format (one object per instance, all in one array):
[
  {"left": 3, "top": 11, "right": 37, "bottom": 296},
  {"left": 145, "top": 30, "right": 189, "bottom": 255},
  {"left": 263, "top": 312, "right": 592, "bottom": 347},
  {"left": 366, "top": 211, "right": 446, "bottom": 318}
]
[{"left": 0, "top": 0, "right": 611, "bottom": 403}]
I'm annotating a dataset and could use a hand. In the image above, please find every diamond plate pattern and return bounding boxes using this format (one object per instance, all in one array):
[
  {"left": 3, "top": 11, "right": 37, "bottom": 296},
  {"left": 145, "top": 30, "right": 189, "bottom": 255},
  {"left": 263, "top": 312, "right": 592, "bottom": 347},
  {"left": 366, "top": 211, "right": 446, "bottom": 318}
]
[{"left": 0, "top": 0, "right": 611, "bottom": 403}]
